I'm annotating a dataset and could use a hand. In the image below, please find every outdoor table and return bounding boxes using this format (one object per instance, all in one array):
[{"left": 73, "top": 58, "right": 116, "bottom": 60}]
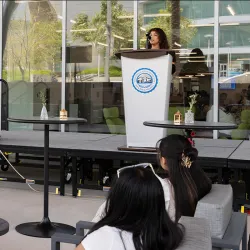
[
  {"left": 143, "top": 120, "right": 237, "bottom": 145},
  {"left": 8, "top": 116, "right": 87, "bottom": 238}
]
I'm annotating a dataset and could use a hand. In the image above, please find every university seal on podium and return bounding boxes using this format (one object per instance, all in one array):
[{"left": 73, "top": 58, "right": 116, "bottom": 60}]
[{"left": 132, "top": 68, "right": 158, "bottom": 94}]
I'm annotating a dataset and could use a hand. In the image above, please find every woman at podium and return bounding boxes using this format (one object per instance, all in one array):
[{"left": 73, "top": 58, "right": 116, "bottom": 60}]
[
  {"left": 146, "top": 27, "right": 176, "bottom": 74},
  {"left": 147, "top": 27, "right": 169, "bottom": 50}
]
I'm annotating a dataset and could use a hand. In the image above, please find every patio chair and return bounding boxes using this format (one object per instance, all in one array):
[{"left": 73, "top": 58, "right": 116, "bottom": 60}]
[
  {"left": 103, "top": 107, "right": 125, "bottom": 134},
  {"left": 51, "top": 184, "right": 248, "bottom": 250},
  {"left": 195, "top": 184, "right": 247, "bottom": 250}
]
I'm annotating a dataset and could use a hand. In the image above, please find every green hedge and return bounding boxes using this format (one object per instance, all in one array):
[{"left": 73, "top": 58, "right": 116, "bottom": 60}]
[
  {"left": 79, "top": 66, "right": 122, "bottom": 77},
  {"left": 2, "top": 69, "right": 7, "bottom": 80},
  {"left": 2, "top": 69, "right": 52, "bottom": 81},
  {"left": 31, "top": 70, "right": 52, "bottom": 75}
]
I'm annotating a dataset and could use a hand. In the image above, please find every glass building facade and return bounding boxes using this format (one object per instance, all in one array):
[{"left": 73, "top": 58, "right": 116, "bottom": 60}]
[{"left": 0, "top": 0, "right": 250, "bottom": 139}]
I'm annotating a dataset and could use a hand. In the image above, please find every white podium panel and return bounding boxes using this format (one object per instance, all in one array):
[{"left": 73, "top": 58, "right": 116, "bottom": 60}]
[{"left": 121, "top": 54, "right": 172, "bottom": 148}]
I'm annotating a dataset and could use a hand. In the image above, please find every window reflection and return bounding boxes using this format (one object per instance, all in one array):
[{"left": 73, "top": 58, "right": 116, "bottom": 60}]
[
  {"left": 218, "top": 1, "right": 250, "bottom": 140},
  {"left": 2, "top": 0, "right": 250, "bottom": 140},
  {"left": 3, "top": 1, "right": 62, "bottom": 131},
  {"left": 139, "top": 0, "right": 214, "bottom": 138},
  {"left": 65, "top": 1, "right": 132, "bottom": 133}
]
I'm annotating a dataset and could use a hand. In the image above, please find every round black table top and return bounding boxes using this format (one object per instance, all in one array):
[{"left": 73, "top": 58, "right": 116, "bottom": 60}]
[
  {"left": 143, "top": 120, "right": 238, "bottom": 130},
  {"left": 0, "top": 218, "right": 9, "bottom": 236},
  {"left": 8, "top": 116, "right": 87, "bottom": 125}
]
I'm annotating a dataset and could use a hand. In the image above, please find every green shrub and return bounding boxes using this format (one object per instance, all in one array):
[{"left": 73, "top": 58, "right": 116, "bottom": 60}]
[
  {"left": 79, "top": 67, "right": 104, "bottom": 75},
  {"left": 2, "top": 69, "right": 7, "bottom": 80},
  {"left": 238, "top": 123, "right": 250, "bottom": 130},
  {"left": 31, "top": 70, "right": 52, "bottom": 75},
  {"left": 79, "top": 66, "right": 122, "bottom": 77},
  {"left": 109, "top": 66, "right": 122, "bottom": 77}
]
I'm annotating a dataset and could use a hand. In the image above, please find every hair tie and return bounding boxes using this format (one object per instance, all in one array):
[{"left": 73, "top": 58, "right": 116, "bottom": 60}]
[{"left": 181, "top": 153, "right": 193, "bottom": 168}]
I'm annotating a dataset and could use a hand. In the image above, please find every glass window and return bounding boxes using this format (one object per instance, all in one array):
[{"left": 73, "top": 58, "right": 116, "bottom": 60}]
[
  {"left": 2, "top": 0, "right": 250, "bottom": 141},
  {"left": 181, "top": 1, "right": 214, "bottom": 19},
  {"left": 65, "top": 1, "right": 133, "bottom": 134},
  {"left": 218, "top": 1, "right": 250, "bottom": 140},
  {"left": 139, "top": 0, "right": 214, "bottom": 138},
  {"left": 3, "top": 1, "right": 62, "bottom": 131},
  {"left": 220, "top": 24, "right": 250, "bottom": 48},
  {"left": 188, "top": 27, "right": 214, "bottom": 49},
  {"left": 220, "top": 1, "right": 250, "bottom": 16}
]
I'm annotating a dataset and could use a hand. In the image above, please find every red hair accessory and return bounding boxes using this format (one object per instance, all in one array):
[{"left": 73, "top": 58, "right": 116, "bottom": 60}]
[{"left": 191, "top": 131, "right": 196, "bottom": 137}]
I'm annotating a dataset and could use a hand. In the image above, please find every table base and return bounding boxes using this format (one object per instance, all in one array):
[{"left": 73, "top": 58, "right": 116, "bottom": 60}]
[{"left": 15, "top": 217, "right": 75, "bottom": 238}]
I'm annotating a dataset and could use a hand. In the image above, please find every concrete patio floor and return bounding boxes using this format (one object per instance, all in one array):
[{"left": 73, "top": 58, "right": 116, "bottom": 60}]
[
  {"left": 0, "top": 182, "right": 105, "bottom": 250},
  {"left": 0, "top": 180, "right": 249, "bottom": 250}
]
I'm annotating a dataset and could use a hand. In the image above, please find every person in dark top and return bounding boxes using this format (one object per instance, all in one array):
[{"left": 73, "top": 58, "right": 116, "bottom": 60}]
[
  {"left": 157, "top": 134, "right": 212, "bottom": 222},
  {"left": 238, "top": 89, "right": 247, "bottom": 104},
  {"left": 93, "top": 135, "right": 212, "bottom": 224},
  {"left": 180, "top": 48, "right": 209, "bottom": 76},
  {"left": 146, "top": 27, "right": 176, "bottom": 74}
]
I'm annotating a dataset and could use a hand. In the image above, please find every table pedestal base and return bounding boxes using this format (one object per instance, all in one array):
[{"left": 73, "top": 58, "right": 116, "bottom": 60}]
[{"left": 15, "top": 217, "right": 75, "bottom": 238}]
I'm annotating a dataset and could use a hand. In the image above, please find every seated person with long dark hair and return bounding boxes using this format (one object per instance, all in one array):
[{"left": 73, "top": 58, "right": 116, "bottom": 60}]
[
  {"left": 157, "top": 134, "right": 212, "bottom": 222},
  {"left": 147, "top": 27, "right": 176, "bottom": 74},
  {"left": 76, "top": 166, "right": 184, "bottom": 250},
  {"left": 93, "top": 135, "right": 211, "bottom": 223}
]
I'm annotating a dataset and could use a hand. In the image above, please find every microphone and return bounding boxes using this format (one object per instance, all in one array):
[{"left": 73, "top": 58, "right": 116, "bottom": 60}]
[{"left": 146, "top": 33, "right": 151, "bottom": 40}]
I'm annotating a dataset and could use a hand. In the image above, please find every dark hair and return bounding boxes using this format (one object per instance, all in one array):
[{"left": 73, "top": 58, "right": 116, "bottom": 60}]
[
  {"left": 147, "top": 28, "right": 169, "bottom": 49},
  {"left": 220, "top": 93, "right": 227, "bottom": 98},
  {"left": 189, "top": 48, "right": 204, "bottom": 61},
  {"left": 157, "top": 135, "right": 212, "bottom": 222},
  {"left": 87, "top": 167, "right": 184, "bottom": 250}
]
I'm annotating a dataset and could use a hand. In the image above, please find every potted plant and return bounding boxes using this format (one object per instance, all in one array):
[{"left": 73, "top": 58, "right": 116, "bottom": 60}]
[
  {"left": 38, "top": 90, "right": 48, "bottom": 120},
  {"left": 185, "top": 93, "right": 198, "bottom": 124}
]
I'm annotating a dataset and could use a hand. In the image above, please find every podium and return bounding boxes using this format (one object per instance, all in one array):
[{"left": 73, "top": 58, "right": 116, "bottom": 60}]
[{"left": 116, "top": 49, "right": 174, "bottom": 148}]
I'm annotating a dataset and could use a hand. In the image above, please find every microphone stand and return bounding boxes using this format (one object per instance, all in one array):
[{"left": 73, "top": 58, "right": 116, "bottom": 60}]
[{"left": 146, "top": 33, "right": 151, "bottom": 49}]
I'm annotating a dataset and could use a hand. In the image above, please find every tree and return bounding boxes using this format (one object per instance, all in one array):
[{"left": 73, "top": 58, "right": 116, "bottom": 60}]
[
  {"left": 171, "top": 0, "right": 180, "bottom": 50},
  {"left": 171, "top": 0, "right": 181, "bottom": 74},
  {"left": 7, "top": 18, "right": 61, "bottom": 80},
  {"left": 72, "top": 0, "right": 134, "bottom": 54},
  {"left": 5, "top": 2, "right": 61, "bottom": 80},
  {"left": 7, "top": 19, "right": 30, "bottom": 80},
  {"left": 70, "top": 13, "right": 90, "bottom": 41},
  {"left": 30, "top": 21, "right": 61, "bottom": 71}
]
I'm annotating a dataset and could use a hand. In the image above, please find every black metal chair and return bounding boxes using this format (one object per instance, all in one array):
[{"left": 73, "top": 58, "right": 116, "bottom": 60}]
[{"left": 51, "top": 221, "right": 94, "bottom": 250}]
